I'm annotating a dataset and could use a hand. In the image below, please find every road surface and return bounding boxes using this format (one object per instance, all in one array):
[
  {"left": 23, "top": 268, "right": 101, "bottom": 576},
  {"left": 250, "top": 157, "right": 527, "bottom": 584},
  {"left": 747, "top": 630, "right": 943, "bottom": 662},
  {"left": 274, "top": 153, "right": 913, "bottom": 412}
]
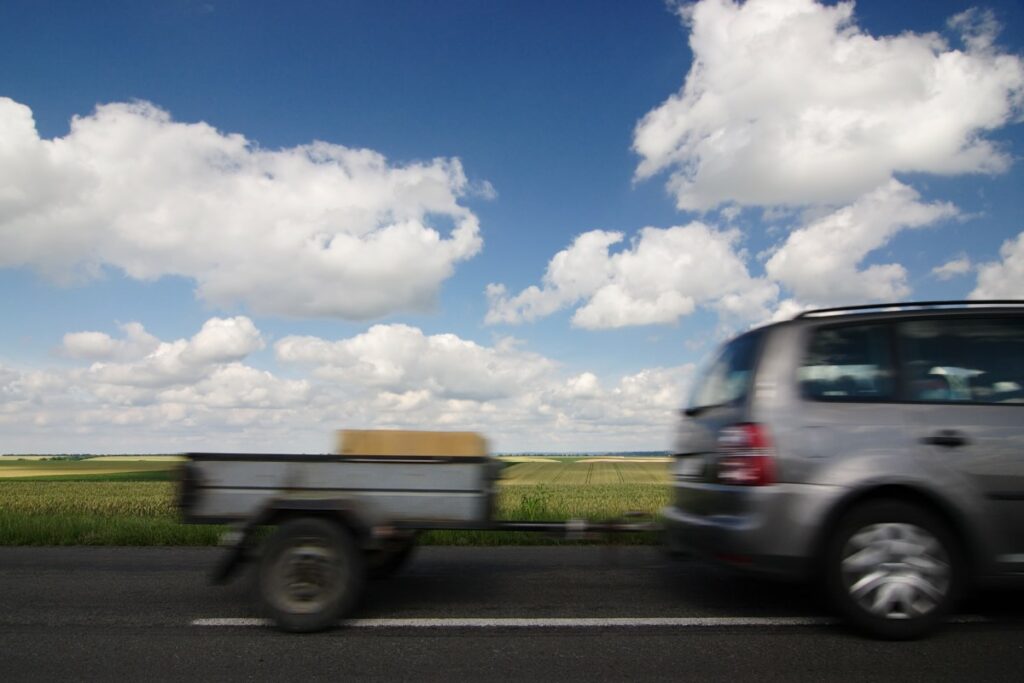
[{"left": 1, "top": 546, "right": 1022, "bottom": 681}]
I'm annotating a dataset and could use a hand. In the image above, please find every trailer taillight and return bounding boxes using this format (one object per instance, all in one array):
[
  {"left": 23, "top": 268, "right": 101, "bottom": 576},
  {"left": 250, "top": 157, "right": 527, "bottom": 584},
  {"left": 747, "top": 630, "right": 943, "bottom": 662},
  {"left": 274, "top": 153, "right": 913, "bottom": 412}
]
[{"left": 715, "top": 423, "right": 775, "bottom": 486}]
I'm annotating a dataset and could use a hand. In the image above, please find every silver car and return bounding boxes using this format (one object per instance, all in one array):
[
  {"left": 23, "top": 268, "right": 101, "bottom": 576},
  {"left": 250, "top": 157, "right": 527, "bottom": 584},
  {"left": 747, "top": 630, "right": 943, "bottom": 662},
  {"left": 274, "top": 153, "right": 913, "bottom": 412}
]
[{"left": 662, "top": 301, "right": 1024, "bottom": 639}]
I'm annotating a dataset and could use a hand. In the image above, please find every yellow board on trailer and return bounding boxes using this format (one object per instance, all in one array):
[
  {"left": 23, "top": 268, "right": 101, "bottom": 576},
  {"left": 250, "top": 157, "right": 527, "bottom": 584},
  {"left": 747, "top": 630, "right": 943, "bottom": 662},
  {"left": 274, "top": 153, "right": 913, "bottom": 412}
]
[{"left": 336, "top": 429, "right": 488, "bottom": 458}]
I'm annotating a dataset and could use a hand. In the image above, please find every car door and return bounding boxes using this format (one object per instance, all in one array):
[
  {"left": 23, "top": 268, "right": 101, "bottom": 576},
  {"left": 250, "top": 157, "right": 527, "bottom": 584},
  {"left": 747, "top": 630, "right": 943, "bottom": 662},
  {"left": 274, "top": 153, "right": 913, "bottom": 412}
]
[
  {"left": 898, "top": 314, "right": 1024, "bottom": 574},
  {"left": 789, "top": 320, "right": 909, "bottom": 485}
]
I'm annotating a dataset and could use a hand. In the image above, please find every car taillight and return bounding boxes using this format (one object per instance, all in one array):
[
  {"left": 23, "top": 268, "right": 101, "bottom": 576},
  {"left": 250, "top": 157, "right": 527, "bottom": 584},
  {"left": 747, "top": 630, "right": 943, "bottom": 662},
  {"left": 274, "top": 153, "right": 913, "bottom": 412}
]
[{"left": 715, "top": 423, "right": 775, "bottom": 486}]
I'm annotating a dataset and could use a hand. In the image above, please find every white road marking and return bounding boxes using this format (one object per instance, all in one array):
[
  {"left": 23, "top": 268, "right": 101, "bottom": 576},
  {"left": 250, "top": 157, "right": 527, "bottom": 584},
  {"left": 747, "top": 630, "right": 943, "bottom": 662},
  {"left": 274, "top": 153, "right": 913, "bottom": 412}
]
[
  {"left": 191, "top": 616, "right": 837, "bottom": 628},
  {"left": 190, "top": 614, "right": 989, "bottom": 628}
]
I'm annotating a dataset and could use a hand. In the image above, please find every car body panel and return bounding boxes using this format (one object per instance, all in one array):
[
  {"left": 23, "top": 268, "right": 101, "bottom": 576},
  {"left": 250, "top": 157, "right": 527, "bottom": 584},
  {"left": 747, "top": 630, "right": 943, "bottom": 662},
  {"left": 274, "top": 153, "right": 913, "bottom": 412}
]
[{"left": 664, "top": 305, "right": 1024, "bottom": 586}]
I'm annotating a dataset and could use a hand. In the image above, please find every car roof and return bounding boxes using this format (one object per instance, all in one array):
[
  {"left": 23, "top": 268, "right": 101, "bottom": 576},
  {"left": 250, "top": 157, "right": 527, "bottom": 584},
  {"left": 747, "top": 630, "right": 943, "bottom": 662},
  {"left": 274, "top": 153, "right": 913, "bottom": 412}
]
[
  {"left": 792, "top": 300, "right": 1024, "bottom": 320},
  {"left": 742, "top": 300, "right": 1024, "bottom": 339}
]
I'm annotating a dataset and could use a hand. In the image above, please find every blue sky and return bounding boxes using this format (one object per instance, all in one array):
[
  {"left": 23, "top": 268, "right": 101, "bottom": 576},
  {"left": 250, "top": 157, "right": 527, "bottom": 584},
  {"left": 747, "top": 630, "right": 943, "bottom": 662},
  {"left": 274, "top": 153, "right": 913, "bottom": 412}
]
[{"left": 1, "top": 0, "right": 1023, "bottom": 454}]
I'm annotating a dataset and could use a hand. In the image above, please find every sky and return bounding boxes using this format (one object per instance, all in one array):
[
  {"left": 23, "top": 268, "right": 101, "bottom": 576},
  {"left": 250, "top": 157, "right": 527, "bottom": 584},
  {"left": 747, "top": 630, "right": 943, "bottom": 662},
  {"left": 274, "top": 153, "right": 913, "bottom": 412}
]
[{"left": 1, "top": 0, "right": 1023, "bottom": 454}]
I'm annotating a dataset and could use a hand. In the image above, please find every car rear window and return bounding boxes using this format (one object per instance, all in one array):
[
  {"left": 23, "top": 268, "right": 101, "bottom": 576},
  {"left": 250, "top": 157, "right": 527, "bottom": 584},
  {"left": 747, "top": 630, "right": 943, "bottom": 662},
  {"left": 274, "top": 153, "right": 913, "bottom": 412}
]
[{"left": 687, "top": 330, "right": 762, "bottom": 412}]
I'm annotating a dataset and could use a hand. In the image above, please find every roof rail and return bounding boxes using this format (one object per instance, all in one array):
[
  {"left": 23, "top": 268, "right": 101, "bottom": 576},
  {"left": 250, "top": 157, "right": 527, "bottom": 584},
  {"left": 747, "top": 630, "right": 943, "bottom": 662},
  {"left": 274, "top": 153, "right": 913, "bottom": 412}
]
[{"left": 795, "top": 300, "right": 1024, "bottom": 319}]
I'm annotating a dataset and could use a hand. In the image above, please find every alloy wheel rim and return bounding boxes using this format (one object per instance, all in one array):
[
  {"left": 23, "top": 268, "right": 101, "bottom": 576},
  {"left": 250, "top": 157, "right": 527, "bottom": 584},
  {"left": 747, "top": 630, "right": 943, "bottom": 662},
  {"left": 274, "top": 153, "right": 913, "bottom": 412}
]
[{"left": 840, "top": 522, "right": 950, "bottom": 620}]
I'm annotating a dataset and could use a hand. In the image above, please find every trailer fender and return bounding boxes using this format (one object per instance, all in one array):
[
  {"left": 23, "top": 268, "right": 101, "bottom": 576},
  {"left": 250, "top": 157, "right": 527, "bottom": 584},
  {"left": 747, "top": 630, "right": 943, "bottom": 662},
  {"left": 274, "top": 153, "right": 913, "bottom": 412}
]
[{"left": 209, "top": 496, "right": 372, "bottom": 585}]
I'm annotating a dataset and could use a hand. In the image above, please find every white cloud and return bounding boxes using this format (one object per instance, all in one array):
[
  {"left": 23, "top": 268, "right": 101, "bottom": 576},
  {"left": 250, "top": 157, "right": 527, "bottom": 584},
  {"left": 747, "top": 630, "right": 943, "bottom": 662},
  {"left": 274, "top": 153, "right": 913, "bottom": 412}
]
[
  {"left": 487, "top": 0, "right": 1016, "bottom": 333},
  {"left": 949, "top": 8, "right": 1002, "bottom": 54},
  {"left": 157, "top": 364, "right": 310, "bottom": 409},
  {"left": 972, "top": 232, "right": 1024, "bottom": 298},
  {"left": 84, "top": 316, "right": 263, "bottom": 388},
  {"left": 485, "top": 230, "right": 624, "bottom": 324},
  {"left": 525, "top": 366, "right": 694, "bottom": 437},
  {"left": 765, "top": 180, "right": 957, "bottom": 305},
  {"left": 932, "top": 255, "right": 973, "bottom": 280},
  {"left": 2, "top": 317, "right": 316, "bottom": 452},
  {"left": 0, "top": 98, "right": 484, "bottom": 319},
  {"left": 184, "top": 316, "right": 264, "bottom": 365},
  {"left": 276, "top": 324, "right": 556, "bottom": 401},
  {"left": 634, "top": 0, "right": 1024, "bottom": 210},
  {"left": 486, "top": 223, "right": 777, "bottom": 329},
  {"left": 63, "top": 322, "right": 161, "bottom": 361},
  {"left": 767, "top": 298, "right": 810, "bottom": 323},
  {"left": 1, "top": 321, "right": 695, "bottom": 454},
  {"left": 61, "top": 332, "right": 118, "bottom": 360}
]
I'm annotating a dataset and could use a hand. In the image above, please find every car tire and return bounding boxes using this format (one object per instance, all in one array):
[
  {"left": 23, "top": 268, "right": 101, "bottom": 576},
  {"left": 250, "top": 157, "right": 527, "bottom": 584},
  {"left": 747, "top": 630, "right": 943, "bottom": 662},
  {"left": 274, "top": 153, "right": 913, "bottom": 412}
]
[
  {"left": 258, "top": 517, "right": 364, "bottom": 633},
  {"left": 825, "top": 499, "right": 962, "bottom": 640}
]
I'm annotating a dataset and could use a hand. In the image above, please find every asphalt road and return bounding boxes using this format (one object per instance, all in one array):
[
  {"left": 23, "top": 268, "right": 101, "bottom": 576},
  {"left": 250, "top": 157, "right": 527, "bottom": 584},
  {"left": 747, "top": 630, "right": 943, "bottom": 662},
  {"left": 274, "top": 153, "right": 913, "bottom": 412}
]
[{"left": 1, "top": 546, "right": 1023, "bottom": 681}]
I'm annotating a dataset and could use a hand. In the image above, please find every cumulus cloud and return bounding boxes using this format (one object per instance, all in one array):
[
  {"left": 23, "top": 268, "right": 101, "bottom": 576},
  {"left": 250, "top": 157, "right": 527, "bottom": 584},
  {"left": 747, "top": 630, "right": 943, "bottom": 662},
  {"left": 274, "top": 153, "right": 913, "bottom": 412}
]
[
  {"left": 0, "top": 98, "right": 484, "bottom": 318},
  {"left": 157, "top": 364, "right": 310, "bottom": 409},
  {"left": 766, "top": 298, "right": 810, "bottom": 323},
  {"left": 932, "top": 255, "right": 973, "bottom": 280},
  {"left": 275, "top": 327, "right": 696, "bottom": 450},
  {"left": 634, "top": 0, "right": 1024, "bottom": 210},
  {"left": 62, "top": 323, "right": 160, "bottom": 361},
  {"left": 84, "top": 316, "right": 264, "bottom": 388},
  {"left": 949, "top": 8, "right": 1002, "bottom": 55},
  {"left": 765, "top": 181, "right": 957, "bottom": 305},
  {"left": 486, "top": 223, "right": 777, "bottom": 328},
  {"left": 494, "top": 1, "right": 1022, "bottom": 333},
  {"left": 2, "top": 317, "right": 313, "bottom": 451},
  {"left": 1, "top": 320, "right": 695, "bottom": 453},
  {"left": 276, "top": 324, "right": 556, "bottom": 401},
  {"left": 540, "top": 366, "right": 694, "bottom": 428},
  {"left": 972, "top": 232, "right": 1024, "bottom": 298}
]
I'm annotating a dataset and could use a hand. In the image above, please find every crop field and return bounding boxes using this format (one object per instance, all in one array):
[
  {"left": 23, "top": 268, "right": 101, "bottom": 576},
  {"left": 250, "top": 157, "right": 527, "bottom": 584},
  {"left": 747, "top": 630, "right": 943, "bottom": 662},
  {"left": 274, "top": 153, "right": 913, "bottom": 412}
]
[
  {"left": 0, "top": 457, "right": 671, "bottom": 545},
  {"left": 0, "top": 459, "right": 179, "bottom": 481},
  {"left": 0, "top": 481, "right": 220, "bottom": 545},
  {"left": 87, "top": 455, "right": 186, "bottom": 462},
  {"left": 501, "top": 459, "right": 668, "bottom": 485}
]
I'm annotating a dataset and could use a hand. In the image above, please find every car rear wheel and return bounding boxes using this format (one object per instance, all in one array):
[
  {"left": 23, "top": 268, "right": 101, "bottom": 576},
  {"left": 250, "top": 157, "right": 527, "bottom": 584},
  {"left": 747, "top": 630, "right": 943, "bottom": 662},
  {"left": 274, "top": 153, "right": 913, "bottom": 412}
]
[
  {"left": 259, "top": 517, "right": 364, "bottom": 633},
  {"left": 825, "top": 500, "right": 962, "bottom": 640}
]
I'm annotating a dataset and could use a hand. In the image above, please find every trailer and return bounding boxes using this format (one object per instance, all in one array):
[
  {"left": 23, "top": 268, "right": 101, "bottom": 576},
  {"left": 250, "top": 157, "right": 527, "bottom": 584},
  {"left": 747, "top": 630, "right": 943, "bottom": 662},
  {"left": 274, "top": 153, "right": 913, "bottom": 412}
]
[{"left": 178, "top": 430, "right": 656, "bottom": 632}]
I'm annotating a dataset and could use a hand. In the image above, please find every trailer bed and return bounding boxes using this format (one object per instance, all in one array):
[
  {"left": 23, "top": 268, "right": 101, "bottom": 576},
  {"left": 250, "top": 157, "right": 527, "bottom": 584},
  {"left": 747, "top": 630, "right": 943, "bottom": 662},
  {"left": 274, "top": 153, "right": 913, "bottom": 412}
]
[{"left": 181, "top": 451, "right": 500, "bottom": 527}]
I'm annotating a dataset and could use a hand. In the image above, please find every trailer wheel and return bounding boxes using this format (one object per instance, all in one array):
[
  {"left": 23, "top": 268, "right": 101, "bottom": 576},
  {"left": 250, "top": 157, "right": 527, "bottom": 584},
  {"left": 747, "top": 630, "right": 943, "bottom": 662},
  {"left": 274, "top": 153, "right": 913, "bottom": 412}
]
[
  {"left": 259, "top": 517, "right": 364, "bottom": 633},
  {"left": 367, "top": 533, "right": 417, "bottom": 580}
]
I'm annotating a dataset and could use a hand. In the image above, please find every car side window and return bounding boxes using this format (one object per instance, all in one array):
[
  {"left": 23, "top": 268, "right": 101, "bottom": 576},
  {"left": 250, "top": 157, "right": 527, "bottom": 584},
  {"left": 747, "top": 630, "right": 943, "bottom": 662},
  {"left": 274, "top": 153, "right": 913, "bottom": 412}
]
[
  {"left": 898, "top": 317, "right": 1024, "bottom": 405},
  {"left": 799, "top": 323, "right": 894, "bottom": 402}
]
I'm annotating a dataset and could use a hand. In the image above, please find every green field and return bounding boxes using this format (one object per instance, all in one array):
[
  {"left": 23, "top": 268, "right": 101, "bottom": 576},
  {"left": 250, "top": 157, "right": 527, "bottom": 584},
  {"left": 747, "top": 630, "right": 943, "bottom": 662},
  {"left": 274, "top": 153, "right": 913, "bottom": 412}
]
[
  {"left": 0, "top": 481, "right": 221, "bottom": 545},
  {"left": 0, "top": 457, "right": 670, "bottom": 545}
]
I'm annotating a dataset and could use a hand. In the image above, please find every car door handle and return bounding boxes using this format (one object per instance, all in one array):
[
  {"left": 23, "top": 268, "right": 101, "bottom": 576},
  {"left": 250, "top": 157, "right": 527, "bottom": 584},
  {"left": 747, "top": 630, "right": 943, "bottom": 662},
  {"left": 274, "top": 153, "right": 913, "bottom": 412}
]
[{"left": 921, "top": 430, "right": 968, "bottom": 448}]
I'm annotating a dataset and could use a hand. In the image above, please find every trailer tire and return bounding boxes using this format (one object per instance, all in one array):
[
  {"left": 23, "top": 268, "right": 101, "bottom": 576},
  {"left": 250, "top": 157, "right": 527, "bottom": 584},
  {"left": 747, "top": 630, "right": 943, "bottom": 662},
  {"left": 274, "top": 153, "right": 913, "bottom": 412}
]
[
  {"left": 367, "top": 534, "right": 417, "bottom": 580},
  {"left": 259, "top": 517, "right": 364, "bottom": 633}
]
